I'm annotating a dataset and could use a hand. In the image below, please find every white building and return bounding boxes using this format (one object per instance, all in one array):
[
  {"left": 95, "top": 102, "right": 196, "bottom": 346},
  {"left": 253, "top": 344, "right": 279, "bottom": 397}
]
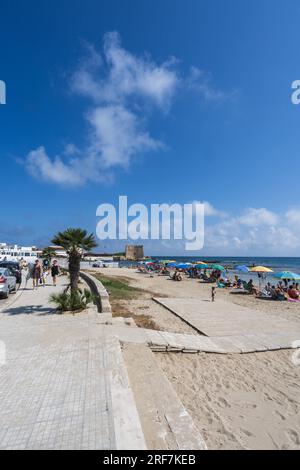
[{"left": 0, "top": 243, "right": 40, "bottom": 262}]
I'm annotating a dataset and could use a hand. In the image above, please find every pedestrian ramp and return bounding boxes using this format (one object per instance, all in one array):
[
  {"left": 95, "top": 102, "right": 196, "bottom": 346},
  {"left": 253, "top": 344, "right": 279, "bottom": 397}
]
[{"left": 153, "top": 297, "right": 300, "bottom": 337}]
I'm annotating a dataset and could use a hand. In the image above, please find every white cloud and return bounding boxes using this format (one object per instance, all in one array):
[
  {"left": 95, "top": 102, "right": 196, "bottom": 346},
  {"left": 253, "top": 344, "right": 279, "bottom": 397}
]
[
  {"left": 25, "top": 32, "right": 235, "bottom": 187},
  {"left": 203, "top": 201, "right": 226, "bottom": 217},
  {"left": 26, "top": 147, "right": 84, "bottom": 186},
  {"left": 72, "top": 31, "right": 178, "bottom": 109},
  {"left": 25, "top": 105, "right": 161, "bottom": 185},
  {"left": 201, "top": 206, "right": 300, "bottom": 255},
  {"left": 187, "top": 66, "right": 235, "bottom": 103},
  {"left": 286, "top": 208, "right": 300, "bottom": 226},
  {"left": 152, "top": 203, "right": 300, "bottom": 255},
  {"left": 183, "top": 201, "right": 226, "bottom": 219},
  {"left": 63, "top": 143, "right": 80, "bottom": 156},
  {"left": 87, "top": 105, "right": 162, "bottom": 170},
  {"left": 238, "top": 208, "right": 279, "bottom": 227},
  {"left": 25, "top": 32, "right": 178, "bottom": 186}
]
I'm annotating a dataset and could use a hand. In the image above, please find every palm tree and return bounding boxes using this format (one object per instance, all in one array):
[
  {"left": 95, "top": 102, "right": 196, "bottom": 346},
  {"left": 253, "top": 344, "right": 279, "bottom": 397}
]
[
  {"left": 42, "top": 247, "right": 57, "bottom": 263},
  {"left": 51, "top": 228, "right": 97, "bottom": 292}
]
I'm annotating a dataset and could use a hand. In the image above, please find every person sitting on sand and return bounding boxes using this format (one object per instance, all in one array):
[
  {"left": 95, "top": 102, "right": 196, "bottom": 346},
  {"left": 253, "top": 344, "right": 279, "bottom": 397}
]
[
  {"left": 268, "top": 285, "right": 276, "bottom": 298},
  {"left": 265, "top": 282, "right": 272, "bottom": 294},
  {"left": 274, "top": 286, "right": 286, "bottom": 301},
  {"left": 288, "top": 285, "right": 299, "bottom": 300},
  {"left": 173, "top": 268, "right": 182, "bottom": 281},
  {"left": 159, "top": 266, "right": 168, "bottom": 275},
  {"left": 248, "top": 279, "right": 259, "bottom": 295},
  {"left": 233, "top": 275, "right": 242, "bottom": 288}
]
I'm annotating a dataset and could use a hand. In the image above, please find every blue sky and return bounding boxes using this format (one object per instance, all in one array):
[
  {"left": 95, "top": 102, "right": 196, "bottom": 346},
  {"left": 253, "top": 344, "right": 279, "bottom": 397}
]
[{"left": 1, "top": 0, "right": 300, "bottom": 255}]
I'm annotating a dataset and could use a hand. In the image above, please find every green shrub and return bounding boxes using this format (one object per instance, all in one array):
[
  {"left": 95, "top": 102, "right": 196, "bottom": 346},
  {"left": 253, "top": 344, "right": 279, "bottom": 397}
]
[{"left": 50, "top": 288, "right": 95, "bottom": 312}]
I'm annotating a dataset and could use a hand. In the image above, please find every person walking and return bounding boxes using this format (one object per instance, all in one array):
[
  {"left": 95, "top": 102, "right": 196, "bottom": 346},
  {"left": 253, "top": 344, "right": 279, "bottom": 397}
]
[
  {"left": 32, "top": 260, "right": 42, "bottom": 290},
  {"left": 51, "top": 260, "right": 60, "bottom": 286},
  {"left": 42, "top": 268, "right": 49, "bottom": 286}
]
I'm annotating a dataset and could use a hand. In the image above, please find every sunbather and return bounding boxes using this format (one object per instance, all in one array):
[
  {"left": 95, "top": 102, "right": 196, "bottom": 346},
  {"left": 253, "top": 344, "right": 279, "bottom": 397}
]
[
  {"left": 173, "top": 268, "right": 182, "bottom": 281},
  {"left": 288, "top": 285, "right": 299, "bottom": 300},
  {"left": 242, "top": 279, "right": 259, "bottom": 295}
]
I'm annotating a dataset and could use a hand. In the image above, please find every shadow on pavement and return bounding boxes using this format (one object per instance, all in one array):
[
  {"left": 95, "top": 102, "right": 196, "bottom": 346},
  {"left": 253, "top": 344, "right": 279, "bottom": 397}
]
[{"left": 2, "top": 304, "right": 59, "bottom": 316}]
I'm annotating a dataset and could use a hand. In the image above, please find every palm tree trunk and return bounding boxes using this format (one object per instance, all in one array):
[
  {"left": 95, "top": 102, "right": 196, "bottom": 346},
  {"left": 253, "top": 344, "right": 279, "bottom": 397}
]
[{"left": 69, "top": 252, "right": 81, "bottom": 293}]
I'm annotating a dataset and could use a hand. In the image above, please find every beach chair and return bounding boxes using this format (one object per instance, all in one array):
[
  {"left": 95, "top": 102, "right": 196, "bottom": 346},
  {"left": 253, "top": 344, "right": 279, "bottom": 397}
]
[
  {"left": 229, "top": 280, "right": 252, "bottom": 295},
  {"left": 242, "top": 280, "right": 254, "bottom": 293}
]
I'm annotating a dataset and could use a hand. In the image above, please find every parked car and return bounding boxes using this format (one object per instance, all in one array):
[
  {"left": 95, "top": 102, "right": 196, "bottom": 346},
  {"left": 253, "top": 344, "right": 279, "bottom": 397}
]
[
  {"left": 0, "top": 268, "right": 17, "bottom": 298},
  {"left": 92, "top": 262, "right": 103, "bottom": 268},
  {"left": 0, "top": 261, "right": 22, "bottom": 283}
]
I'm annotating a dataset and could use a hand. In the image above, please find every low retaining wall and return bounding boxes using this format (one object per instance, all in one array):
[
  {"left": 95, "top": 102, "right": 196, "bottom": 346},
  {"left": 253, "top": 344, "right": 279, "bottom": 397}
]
[{"left": 79, "top": 271, "right": 112, "bottom": 314}]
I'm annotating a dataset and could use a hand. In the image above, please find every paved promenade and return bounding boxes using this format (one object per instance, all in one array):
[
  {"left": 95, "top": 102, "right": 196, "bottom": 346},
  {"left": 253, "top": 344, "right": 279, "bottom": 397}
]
[
  {"left": 2, "top": 273, "right": 299, "bottom": 449},
  {"left": 0, "top": 277, "right": 145, "bottom": 450}
]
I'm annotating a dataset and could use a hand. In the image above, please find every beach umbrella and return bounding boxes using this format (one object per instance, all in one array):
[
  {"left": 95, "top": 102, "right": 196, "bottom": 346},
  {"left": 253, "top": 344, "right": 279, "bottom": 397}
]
[
  {"left": 175, "top": 263, "right": 191, "bottom": 269},
  {"left": 274, "top": 271, "right": 300, "bottom": 280},
  {"left": 166, "top": 262, "right": 177, "bottom": 267},
  {"left": 210, "top": 264, "right": 226, "bottom": 271},
  {"left": 159, "top": 259, "right": 175, "bottom": 264},
  {"left": 249, "top": 266, "right": 273, "bottom": 273},
  {"left": 249, "top": 265, "right": 273, "bottom": 287},
  {"left": 195, "top": 263, "right": 209, "bottom": 269},
  {"left": 235, "top": 265, "right": 249, "bottom": 272}
]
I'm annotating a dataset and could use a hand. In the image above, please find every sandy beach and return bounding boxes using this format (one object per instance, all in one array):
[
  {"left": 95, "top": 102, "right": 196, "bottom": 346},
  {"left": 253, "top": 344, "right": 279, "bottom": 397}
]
[
  {"left": 97, "top": 266, "right": 300, "bottom": 450},
  {"left": 100, "top": 266, "right": 300, "bottom": 327}
]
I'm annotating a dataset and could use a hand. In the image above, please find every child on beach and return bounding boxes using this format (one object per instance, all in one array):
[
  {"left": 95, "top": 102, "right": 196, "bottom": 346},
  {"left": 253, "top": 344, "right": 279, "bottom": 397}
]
[
  {"left": 211, "top": 286, "right": 216, "bottom": 302},
  {"left": 42, "top": 268, "right": 49, "bottom": 286}
]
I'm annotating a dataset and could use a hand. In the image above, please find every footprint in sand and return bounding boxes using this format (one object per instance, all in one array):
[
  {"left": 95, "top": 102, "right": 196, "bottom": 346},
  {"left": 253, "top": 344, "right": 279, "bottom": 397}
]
[
  {"left": 285, "top": 428, "right": 300, "bottom": 445},
  {"left": 244, "top": 402, "right": 257, "bottom": 410},
  {"left": 218, "top": 397, "right": 230, "bottom": 408},
  {"left": 241, "top": 428, "right": 254, "bottom": 437},
  {"left": 274, "top": 410, "right": 286, "bottom": 421}
]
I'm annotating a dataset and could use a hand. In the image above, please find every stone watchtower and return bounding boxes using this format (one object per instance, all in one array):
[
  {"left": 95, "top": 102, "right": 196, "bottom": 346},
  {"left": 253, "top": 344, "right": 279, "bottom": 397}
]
[{"left": 125, "top": 245, "right": 144, "bottom": 261}]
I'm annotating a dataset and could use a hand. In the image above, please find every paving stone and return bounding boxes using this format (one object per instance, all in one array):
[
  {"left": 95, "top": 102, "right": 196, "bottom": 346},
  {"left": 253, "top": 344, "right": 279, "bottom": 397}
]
[{"left": 0, "top": 276, "right": 146, "bottom": 450}]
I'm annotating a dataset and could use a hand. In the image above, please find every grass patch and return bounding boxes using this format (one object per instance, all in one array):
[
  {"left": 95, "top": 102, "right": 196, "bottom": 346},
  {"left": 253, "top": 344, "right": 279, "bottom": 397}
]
[
  {"left": 92, "top": 273, "right": 159, "bottom": 329},
  {"left": 93, "top": 273, "right": 146, "bottom": 300}
]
